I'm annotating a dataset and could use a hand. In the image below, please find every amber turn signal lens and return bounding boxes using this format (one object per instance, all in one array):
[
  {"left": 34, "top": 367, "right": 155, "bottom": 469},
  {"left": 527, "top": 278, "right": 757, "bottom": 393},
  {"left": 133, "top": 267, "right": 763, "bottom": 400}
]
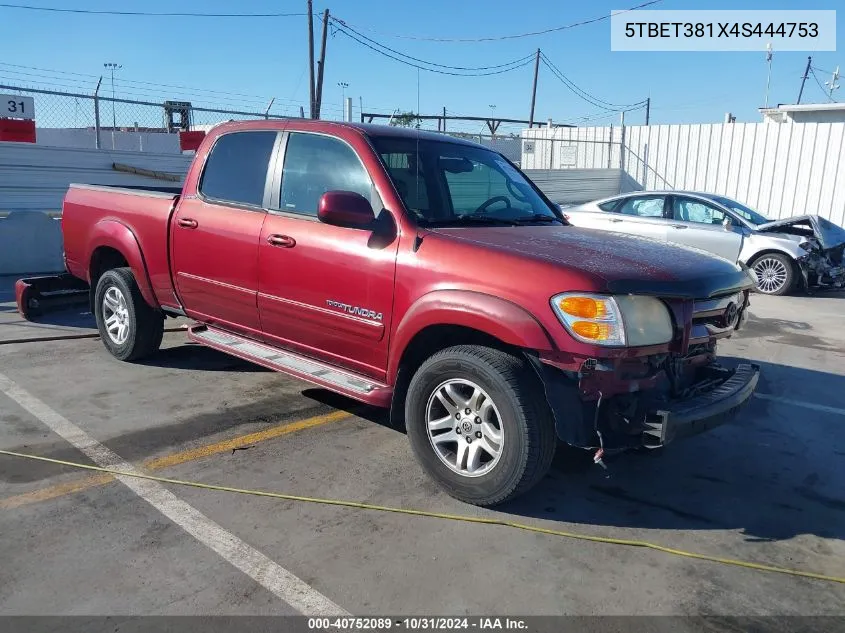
[
  {"left": 571, "top": 321, "right": 612, "bottom": 340},
  {"left": 559, "top": 296, "right": 607, "bottom": 319}
]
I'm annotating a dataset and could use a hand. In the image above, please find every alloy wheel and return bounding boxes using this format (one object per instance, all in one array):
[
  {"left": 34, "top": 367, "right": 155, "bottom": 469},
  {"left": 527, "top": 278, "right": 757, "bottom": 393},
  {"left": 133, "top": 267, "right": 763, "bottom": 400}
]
[
  {"left": 753, "top": 257, "right": 789, "bottom": 294},
  {"left": 102, "top": 286, "right": 130, "bottom": 345},
  {"left": 425, "top": 379, "right": 504, "bottom": 477}
]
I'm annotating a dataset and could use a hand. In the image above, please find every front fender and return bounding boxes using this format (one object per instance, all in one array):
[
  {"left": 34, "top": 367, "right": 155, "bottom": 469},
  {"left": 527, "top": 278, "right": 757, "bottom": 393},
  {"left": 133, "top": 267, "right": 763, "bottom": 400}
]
[
  {"left": 87, "top": 219, "right": 158, "bottom": 308},
  {"left": 388, "top": 289, "right": 557, "bottom": 380},
  {"left": 740, "top": 234, "right": 804, "bottom": 265}
]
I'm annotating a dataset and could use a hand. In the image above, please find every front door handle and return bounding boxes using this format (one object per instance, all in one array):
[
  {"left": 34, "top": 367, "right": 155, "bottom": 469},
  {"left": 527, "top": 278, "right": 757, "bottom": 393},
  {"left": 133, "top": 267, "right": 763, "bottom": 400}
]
[
  {"left": 609, "top": 218, "right": 624, "bottom": 223},
  {"left": 671, "top": 224, "right": 688, "bottom": 229},
  {"left": 177, "top": 218, "right": 198, "bottom": 229},
  {"left": 267, "top": 234, "right": 296, "bottom": 248}
]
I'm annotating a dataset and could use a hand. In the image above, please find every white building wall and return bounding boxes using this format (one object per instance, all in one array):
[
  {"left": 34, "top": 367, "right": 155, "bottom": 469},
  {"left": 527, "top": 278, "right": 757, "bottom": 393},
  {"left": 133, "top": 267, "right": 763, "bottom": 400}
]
[{"left": 522, "top": 122, "right": 845, "bottom": 226}]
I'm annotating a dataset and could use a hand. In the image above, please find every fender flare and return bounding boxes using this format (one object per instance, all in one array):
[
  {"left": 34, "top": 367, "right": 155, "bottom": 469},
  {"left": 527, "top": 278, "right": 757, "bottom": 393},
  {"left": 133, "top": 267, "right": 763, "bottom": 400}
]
[
  {"left": 86, "top": 219, "right": 158, "bottom": 308},
  {"left": 388, "top": 289, "right": 557, "bottom": 380}
]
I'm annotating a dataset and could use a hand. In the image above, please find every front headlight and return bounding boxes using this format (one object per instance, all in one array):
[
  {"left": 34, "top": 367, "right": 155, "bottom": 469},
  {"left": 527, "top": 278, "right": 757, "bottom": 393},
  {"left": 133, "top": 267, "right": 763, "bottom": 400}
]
[{"left": 550, "top": 292, "right": 674, "bottom": 347}]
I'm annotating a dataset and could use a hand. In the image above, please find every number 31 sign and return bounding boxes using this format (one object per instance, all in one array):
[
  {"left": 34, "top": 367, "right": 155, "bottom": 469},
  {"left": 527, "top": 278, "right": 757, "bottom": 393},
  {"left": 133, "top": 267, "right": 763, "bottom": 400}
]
[{"left": 1, "top": 95, "right": 35, "bottom": 120}]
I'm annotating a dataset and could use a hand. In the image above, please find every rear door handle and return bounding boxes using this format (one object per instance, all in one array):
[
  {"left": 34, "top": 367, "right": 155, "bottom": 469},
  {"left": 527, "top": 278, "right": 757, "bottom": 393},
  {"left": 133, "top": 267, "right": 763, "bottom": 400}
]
[
  {"left": 671, "top": 224, "right": 688, "bottom": 229},
  {"left": 177, "top": 218, "right": 198, "bottom": 229},
  {"left": 267, "top": 234, "right": 296, "bottom": 248},
  {"left": 609, "top": 218, "right": 624, "bottom": 223}
]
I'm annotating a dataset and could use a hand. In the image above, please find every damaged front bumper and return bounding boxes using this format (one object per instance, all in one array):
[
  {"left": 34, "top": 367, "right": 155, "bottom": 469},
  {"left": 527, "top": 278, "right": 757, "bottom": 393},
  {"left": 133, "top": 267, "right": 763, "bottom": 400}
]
[
  {"left": 797, "top": 248, "right": 845, "bottom": 290},
  {"left": 641, "top": 363, "right": 759, "bottom": 447},
  {"left": 532, "top": 357, "right": 760, "bottom": 451}
]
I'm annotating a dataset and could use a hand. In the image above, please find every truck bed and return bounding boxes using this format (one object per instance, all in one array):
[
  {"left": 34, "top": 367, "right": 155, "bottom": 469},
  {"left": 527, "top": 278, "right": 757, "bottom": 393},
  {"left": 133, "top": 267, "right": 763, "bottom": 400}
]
[{"left": 61, "top": 183, "right": 182, "bottom": 309}]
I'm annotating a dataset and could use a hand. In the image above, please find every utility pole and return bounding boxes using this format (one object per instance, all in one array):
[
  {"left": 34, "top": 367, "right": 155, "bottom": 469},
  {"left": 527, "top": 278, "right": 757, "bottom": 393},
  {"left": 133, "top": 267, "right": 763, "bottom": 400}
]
[
  {"left": 103, "top": 62, "right": 121, "bottom": 130},
  {"left": 764, "top": 43, "right": 773, "bottom": 107},
  {"left": 826, "top": 66, "right": 841, "bottom": 100},
  {"left": 314, "top": 8, "right": 329, "bottom": 119},
  {"left": 528, "top": 48, "right": 540, "bottom": 127},
  {"left": 645, "top": 97, "right": 650, "bottom": 125},
  {"left": 797, "top": 56, "right": 812, "bottom": 104},
  {"left": 338, "top": 82, "right": 349, "bottom": 120},
  {"left": 307, "top": 0, "right": 316, "bottom": 118}
]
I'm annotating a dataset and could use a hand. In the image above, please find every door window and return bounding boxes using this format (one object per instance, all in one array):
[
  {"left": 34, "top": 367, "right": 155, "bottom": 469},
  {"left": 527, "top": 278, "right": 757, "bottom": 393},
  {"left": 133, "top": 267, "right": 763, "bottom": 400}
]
[
  {"left": 615, "top": 196, "right": 666, "bottom": 218},
  {"left": 673, "top": 197, "right": 725, "bottom": 225},
  {"left": 279, "top": 133, "right": 373, "bottom": 216},
  {"left": 199, "top": 131, "right": 277, "bottom": 207}
]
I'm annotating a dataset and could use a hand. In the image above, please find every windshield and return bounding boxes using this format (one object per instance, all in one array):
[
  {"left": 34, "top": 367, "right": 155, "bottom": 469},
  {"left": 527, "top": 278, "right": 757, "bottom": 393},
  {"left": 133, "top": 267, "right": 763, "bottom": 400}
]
[
  {"left": 707, "top": 195, "right": 771, "bottom": 226},
  {"left": 371, "top": 137, "right": 561, "bottom": 226}
]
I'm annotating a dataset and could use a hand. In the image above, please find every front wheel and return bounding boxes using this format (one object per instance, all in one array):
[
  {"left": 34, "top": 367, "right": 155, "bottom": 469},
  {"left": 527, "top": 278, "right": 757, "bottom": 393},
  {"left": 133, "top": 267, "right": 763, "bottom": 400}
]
[
  {"left": 94, "top": 267, "right": 164, "bottom": 361},
  {"left": 750, "top": 253, "right": 795, "bottom": 295},
  {"left": 405, "top": 345, "right": 556, "bottom": 506}
]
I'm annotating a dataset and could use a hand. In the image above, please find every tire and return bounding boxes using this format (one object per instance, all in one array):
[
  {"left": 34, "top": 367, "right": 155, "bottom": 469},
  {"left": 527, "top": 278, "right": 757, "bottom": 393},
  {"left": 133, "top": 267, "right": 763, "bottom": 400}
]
[
  {"left": 94, "top": 267, "right": 164, "bottom": 361},
  {"left": 405, "top": 345, "right": 556, "bottom": 507},
  {"left": 750, "top": 253, "right": 795, "bottom": 296}
]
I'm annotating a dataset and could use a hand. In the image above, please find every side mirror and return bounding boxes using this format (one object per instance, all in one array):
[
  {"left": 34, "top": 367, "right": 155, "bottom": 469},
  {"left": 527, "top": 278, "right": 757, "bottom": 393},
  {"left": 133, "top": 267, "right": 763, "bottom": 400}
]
[{"left": 318, "top": 191, "right": 375, "bottom": 229}]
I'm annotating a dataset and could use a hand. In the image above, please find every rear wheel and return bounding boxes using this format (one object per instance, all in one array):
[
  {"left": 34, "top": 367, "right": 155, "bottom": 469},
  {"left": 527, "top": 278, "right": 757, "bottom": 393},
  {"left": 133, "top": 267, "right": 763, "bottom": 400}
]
[
  {"left": 94, "top": 267, "right": 163, "bottom": 361},
  {"left": 750, "top": 253, "right": 795, "bottom": 295},
  {"left": 405, "top": 345, "right": 556, "bottom": 506}
]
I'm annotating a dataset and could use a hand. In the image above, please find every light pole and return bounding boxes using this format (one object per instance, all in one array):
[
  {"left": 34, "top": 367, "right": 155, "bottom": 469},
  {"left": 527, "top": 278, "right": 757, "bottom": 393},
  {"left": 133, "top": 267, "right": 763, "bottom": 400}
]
[
  {"left": 103, "top": 62, "right": 122, "bottom": 130},
  {"left": 338, "top": 82, "right": 349, "bottom": 120}
]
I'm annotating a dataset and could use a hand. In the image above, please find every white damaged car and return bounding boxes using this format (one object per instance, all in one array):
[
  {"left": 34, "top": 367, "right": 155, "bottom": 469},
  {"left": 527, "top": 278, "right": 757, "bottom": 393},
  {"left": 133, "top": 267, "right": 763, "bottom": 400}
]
[{"left": 564, "top": 191, "right": 845, "bottom": 296}]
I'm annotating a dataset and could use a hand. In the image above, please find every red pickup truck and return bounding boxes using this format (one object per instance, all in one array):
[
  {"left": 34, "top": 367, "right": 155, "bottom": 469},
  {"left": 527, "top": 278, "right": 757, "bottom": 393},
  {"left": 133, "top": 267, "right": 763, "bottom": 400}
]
[{"left": 56, "top": 119, "right": 758, "bottom": 506}]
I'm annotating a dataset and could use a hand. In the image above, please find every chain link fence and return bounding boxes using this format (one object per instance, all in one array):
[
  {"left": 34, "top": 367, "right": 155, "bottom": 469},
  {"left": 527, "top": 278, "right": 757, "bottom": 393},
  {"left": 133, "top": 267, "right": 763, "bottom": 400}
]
[
  {"left": 0, "top": 84, "right": 294, "bottom": 152},
  {"left": 2, "top": 84, "right": 527, "bottom": 161}
]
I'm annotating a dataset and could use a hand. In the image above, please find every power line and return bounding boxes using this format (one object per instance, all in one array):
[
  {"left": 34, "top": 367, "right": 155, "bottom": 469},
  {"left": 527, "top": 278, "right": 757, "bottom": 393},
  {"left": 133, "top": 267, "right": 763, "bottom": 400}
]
[
  {"left": 811, "top": 65, "right": 835, "bottom": 76},
  {"left": 333, "top": 25, "right": 535, "bottom": 76},
  {"left": 0, "top": 3, "right": 309, "bottom": 17},
  {"left": 540, "top": 54, "right": 646, "bottom": 111},
  {"left": 330, "top": 19, "right": 534, "bottom": 71},
  {"left": 810, "top": 68, "right": 837, "bottom": 102},
  {"left": 331, "top": 0, "right": 662, "bottom": 42}
]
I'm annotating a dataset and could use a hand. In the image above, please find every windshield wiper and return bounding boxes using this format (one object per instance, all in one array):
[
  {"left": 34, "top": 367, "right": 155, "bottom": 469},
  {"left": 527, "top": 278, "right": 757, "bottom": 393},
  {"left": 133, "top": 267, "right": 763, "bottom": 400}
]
[
  {"left": 511, "top": 214, "right": 564, "bottom": 225},
  {"left": 426, "top": 214, "right": 519, "bottom": 227}
]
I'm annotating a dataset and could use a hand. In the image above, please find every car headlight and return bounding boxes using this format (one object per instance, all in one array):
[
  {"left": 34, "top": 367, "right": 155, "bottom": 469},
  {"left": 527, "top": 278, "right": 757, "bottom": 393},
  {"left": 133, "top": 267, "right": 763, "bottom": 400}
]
[{"left": 550, "top": 293, "right": 674, "bottom": 347}]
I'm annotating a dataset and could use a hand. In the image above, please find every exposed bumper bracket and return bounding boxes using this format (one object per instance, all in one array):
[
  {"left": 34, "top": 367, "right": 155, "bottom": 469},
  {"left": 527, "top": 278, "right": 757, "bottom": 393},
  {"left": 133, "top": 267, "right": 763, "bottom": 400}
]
[{"left": 645, "top": 363, "right": 760, "bottom": 447}]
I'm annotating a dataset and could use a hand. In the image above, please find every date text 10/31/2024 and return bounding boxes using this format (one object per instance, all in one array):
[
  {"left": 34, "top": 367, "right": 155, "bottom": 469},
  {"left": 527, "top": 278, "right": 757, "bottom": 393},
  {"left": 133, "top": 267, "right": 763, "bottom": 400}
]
[{"left": 308, "top": 617, "right": 529, "bottom": 630}]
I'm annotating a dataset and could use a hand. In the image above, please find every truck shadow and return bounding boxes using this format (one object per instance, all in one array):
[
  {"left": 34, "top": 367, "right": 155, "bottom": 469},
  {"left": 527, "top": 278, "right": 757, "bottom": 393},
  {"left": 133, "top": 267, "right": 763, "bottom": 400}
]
[
  {"left": 502, "top": 357, "right": 845, "bottom": 543},
  {"left": 138, "top": 342, "right": 270, "bottom": 373},
  {"left": 306, "top": 358, "right": 845, "bottom": 543}
]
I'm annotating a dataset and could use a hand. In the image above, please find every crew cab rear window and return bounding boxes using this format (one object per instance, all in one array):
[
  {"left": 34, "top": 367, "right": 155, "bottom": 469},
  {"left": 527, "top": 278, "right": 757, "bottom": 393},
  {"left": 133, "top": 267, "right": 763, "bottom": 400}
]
[
  {"left": 199, "top": 131, "right": 277, "bottom": 207},
  {"left": 278, "top": 133, "right": 373, "bottom": 216}
]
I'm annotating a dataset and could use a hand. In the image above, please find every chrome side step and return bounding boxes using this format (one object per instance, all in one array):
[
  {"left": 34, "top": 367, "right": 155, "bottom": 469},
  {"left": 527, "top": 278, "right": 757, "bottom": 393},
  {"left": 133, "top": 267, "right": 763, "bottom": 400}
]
[{"left": 188, "top": 325, "right": 391, "bottom": 406}]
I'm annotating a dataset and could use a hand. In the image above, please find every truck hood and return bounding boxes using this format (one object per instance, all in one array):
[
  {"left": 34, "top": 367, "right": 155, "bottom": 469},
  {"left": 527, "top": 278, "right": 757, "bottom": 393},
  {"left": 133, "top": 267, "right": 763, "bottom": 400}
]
[
  {"left": 756, "top": 215, "right": 845, "bottom": 251},
  {"left": 430, "top": 225, "right": 755, "bottom": 299}
]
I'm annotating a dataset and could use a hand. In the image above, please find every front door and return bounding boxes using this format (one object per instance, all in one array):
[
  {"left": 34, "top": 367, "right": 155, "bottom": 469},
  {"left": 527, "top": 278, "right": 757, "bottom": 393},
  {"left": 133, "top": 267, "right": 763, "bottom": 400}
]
[
  {"left": 257, "top": 131, "right": 399, "bottom": 379},
  {"left": 171, "top": 130, "right": 278, "bottom": 336},
  {"left": 668, "top": 196, "right": 744, "bottom": 262}
]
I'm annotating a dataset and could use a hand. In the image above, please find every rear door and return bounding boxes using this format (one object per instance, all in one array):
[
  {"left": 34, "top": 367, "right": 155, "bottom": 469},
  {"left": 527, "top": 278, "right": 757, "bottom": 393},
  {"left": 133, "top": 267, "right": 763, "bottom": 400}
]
[
  {"left": 668, "top": 195, "right": 743, "bottom": 262},
  {"left": 564, "top": 199, "right": 624, "bottom": 230},
  {"left": 257, "top": 131, "right": 399, "bottom": 379},
  {"left": 605, "top": 194, "right": 670, "bottom": 242},
  {"left": 171, "top": 130, "right": 278, "bottom": 336}
]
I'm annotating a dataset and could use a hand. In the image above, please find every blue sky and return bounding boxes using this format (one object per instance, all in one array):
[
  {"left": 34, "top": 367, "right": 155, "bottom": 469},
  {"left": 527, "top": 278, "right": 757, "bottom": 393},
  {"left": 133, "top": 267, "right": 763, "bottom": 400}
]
[{"left": 0, "top": 0, "right": 841, "bottom": 132}]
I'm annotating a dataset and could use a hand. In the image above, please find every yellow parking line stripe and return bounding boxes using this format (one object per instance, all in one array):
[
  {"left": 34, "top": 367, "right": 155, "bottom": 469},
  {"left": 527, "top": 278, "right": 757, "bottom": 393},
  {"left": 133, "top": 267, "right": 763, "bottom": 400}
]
[
  {"left": 142, "top": 410, "right": 350, "bottom": 470},
  {"left": 0, "top": 473, "right": 114, "bottom": 510},
  {"left": 0, "top": 410, "right": 349, "bottom": 511}
]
